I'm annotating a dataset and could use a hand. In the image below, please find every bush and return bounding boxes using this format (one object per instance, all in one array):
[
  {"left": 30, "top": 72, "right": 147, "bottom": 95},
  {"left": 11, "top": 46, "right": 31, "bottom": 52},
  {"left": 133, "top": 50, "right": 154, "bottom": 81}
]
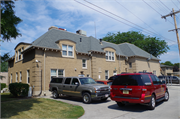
[
  {"left": 9, "top": 83, "right": 29, "bottom": 97},
  {"left": 1, "top": 83, "right": 6, "bottom": 90}
]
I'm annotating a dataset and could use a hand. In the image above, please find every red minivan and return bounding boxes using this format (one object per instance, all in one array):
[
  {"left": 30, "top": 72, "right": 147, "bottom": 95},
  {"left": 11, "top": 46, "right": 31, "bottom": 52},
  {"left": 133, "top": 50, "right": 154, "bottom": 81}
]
[{"left": 110, "top": 73, "right": 169, "bottom": 110}]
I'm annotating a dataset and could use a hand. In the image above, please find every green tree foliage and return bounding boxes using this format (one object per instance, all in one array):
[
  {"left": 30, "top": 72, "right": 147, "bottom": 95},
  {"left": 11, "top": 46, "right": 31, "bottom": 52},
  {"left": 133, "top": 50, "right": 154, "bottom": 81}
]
[
  {"left": 102, "top": 31, "right": 169, "bottom": 57},
  {"left": 1, "top": 53, "right": 10, "bottom": 72},
  {"left": 161, "top": 61, "right": 174, "bottom": 66},
  {"left": 1, "top": 0, "right": 22, "bottom": 41}
]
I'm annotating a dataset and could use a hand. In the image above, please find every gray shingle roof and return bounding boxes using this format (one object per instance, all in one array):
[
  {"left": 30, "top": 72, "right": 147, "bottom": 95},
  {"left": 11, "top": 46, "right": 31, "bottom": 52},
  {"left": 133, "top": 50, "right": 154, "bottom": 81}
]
[{"left": 27, "top": 28, "right": 159, "bottom": 60}]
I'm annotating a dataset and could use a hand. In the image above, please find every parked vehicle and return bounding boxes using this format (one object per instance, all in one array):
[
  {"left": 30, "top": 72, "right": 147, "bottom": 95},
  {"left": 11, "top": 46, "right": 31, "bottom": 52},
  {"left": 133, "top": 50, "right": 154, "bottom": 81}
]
[
  {"left": 110, "top": 72, "right": 169, "bottom": 110},
  {"left": 158, "top": 76, "right": 180, "bottom": 84},
  {"left": 96, "top": 80, "right": 112, "bottom": 86},
  {"left": 49, "top": 77, "right": 110, "bottom": 104}
]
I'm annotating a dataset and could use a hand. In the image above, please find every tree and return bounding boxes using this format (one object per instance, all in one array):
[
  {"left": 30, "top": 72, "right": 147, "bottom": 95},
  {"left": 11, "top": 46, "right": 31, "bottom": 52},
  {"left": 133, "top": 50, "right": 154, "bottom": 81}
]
[
  {"left": 161, "top": 61, "right": 174, "bottom": 66},
  {"left": 1, "top": 53, "right": 10, "bottom": 72},
  {"left": 173, "top": 63, "right": 179, "bottom": 72},
  {"left": 1, "top": 0, "right": 22, "bottom": 41},
  {"left": 102, "top": 31, "right": 169, "bottom": 57}
]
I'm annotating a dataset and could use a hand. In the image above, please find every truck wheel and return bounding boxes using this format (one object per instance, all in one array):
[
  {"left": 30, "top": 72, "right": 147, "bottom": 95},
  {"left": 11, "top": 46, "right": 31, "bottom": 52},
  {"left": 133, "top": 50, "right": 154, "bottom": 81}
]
[
  {"left": 116, "top": 102, "right": 125, "bottom": 107},
  {"left": 101, "top": 98, "right": 108, "bottom": 101},
  {"left": 53, "top": 90, "right": 59, "bottom": 99},
  {"left": 164, "top": 91, "right": 169, "bottom": 101},
  {"left": 83, "top": 93, "right": 91, "bottom": 104},
  {"left": 148, "top": 95, "right": 156, "bottom": 110}
]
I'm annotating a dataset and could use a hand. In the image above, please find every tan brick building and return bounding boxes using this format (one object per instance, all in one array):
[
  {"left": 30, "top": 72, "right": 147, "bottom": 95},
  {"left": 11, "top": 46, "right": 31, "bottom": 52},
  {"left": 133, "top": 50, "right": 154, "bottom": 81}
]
[{"left": 8, "top": 26, "right": 160, "bottom": 96}]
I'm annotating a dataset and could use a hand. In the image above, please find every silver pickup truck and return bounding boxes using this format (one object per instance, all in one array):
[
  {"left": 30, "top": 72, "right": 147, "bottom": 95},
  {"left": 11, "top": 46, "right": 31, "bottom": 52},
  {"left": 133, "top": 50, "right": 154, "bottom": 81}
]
[{"left": 49, "top": 77, "right": 110, "bottom": 104}]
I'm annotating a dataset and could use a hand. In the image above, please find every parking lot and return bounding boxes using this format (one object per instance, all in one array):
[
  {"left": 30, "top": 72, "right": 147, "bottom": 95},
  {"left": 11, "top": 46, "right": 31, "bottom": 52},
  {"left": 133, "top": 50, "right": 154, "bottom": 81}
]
[{"left": 44, "top": 85, "right": 180, "bottom": 119}]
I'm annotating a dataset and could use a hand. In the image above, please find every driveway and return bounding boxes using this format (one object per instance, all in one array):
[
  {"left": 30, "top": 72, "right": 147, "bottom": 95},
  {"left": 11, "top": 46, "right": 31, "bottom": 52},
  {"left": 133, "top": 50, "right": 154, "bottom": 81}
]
[{"left": 43, "top": 85, "right": 180, "bottom": 119}]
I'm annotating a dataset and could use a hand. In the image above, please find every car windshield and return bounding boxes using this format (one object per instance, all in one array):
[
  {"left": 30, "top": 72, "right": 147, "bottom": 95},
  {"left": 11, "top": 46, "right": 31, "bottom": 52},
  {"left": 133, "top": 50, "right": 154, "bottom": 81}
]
[{"left": 79, "top": 78, "right": 97, "bottom": 85}]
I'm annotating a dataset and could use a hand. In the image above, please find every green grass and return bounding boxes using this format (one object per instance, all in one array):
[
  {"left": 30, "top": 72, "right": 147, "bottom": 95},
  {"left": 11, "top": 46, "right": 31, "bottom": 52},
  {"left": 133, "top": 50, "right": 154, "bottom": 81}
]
[
  {"left": 1, "top": 98, "right": 84, "bottom": 118},
  {"left": 1, "top": 93, "right": 21, "bottom": 102}
]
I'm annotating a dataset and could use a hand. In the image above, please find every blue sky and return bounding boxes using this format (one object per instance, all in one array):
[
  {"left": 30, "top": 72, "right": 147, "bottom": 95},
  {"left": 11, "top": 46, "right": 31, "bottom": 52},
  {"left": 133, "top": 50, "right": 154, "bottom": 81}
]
[{"left": 1, "top": 0, "right": 180, "bottom": 63}]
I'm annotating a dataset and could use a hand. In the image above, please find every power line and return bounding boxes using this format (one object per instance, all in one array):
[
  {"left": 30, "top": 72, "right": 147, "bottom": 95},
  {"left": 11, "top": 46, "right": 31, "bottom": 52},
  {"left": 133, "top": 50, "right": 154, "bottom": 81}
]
[
  {"left": 84, "top": 0, "right": 176, "bottom": 42},
  {"left": 115, "top": 0, "right": 171, "bottom": 42},
  {"left": 74, "top": 0, "right": 177, "bottom": 43},
  {"left": 171, "top": 0, "right": 179, "bottom": 10},
  {"left": 177, "top": 0, "right": 180, "bottom": 4},
  {"left": 159, "top": 0, "right": 171, "bottom": 11},
  {"left": 142, "top": 0, "right": 174, "bottom": 26},
  {"left": 154, "top": 0, "right": 170, "bottom": 13},
  {"left": 150, "top": 0, "right": 168, "bottom": 14}
]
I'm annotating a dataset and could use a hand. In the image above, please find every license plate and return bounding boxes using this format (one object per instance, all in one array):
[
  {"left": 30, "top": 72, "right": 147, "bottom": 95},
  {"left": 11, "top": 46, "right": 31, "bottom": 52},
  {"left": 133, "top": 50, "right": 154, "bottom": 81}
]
[
  {"left": 123, "top": 90, "right": 129, "bottom": 94},
  {"left": 105, "top": 94, "right": 109, "bottom": 97}
]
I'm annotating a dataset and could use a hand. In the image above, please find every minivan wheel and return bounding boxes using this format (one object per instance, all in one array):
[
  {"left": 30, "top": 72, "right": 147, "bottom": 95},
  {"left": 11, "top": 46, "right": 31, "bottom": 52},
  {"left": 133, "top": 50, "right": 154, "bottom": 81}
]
[
  {"left": 83, "top": 93, "right": 91, "bottom": 104},
  {"left": 117, "top": 102, "right": 125, "bottom": 107},
  {"left": 164, "top": 91, "right": 169, "bottom": 101},
  {"left": 53, "top": 90, "right": 59, "bottom": 99},
  {"left": 148, "top": 95, "right": 156, "bottom": 110}
]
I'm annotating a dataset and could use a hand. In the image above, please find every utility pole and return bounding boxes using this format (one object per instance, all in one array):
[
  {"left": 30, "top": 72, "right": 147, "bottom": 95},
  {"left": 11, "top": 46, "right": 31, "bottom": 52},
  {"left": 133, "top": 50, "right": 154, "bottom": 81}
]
[{"left": 161, "top": 8, "right": 180, "bottom": 56}]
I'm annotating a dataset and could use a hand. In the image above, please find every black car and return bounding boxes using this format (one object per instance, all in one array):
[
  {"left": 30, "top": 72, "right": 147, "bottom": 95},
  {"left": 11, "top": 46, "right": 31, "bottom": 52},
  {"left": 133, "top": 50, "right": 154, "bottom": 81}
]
[{"left": 158, "top": 76, "right": 180, "bottom": 84}]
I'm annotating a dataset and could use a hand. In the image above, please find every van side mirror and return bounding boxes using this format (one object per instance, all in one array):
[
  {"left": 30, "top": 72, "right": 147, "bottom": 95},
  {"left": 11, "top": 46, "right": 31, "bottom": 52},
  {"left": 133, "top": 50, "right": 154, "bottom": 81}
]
[{"left": 75, "top": 82, "right": 79, "bottom": 85}]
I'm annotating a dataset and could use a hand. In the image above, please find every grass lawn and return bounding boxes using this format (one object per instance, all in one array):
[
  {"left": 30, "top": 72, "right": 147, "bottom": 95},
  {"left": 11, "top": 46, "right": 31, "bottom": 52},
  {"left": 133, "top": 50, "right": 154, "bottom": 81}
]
[
  {"left": 1, "top": 93, "right": 21, "bottom": 102},
  {"left": 1, "top": 97, "right": 84, "bottom": 118}
]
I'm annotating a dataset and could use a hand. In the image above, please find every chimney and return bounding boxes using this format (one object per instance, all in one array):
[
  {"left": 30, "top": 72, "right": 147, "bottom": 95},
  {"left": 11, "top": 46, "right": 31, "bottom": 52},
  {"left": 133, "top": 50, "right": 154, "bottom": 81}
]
[
  {"left": 76, "top": 30, "right": 87, "bottom": 36},
  {"left": 99, "top": 39, "right": 102, "bottom": 45},
  {"left": 48, "top": 26, "right": 58, "bottom": 31}
]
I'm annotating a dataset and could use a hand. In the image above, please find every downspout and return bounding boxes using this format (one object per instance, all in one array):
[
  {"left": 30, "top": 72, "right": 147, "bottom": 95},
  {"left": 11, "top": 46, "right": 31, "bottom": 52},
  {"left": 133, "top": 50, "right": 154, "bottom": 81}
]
[
  {"left": 44, "top": 49, "right": 46, "bottom": 96},
  {"left": 119, "top": 53, "right": 121, "bottom": 74}
]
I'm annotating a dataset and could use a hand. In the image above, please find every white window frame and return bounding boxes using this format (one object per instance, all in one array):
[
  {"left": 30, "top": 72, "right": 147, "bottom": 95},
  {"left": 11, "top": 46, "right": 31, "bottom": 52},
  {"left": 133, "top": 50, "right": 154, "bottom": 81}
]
[
  {"left": 82, "top": 59, "right": 87, "bottom": 69},
  {"left": 10, "top": 74, "right": 12, "bottom": 83},
  {"left": 21, "top": 47, "right": 24, "bottom": 59},
  {"left": 16, "top": 72, "right": 18, "bottom": 82},
  {"left": 51, "top": 69, "right": 65, "bottom": 78},
  {"left": 19, "top": 71, "right": 22, "bottom": 82},
  {"left": 105, "top": 70, "right": 109, "bottom": 80},
  {"left": 105, "top": 51, "right": 115, "bottom": 61},
  {"left": 27, "top": 70, "right": 30, "bottom": 84},
  {"left": 62, "top": 44, "right": 74, "bottom": 57},
  {"left": 129, "top": 62, "right": 132, "bottom": 69},
  {"left": 18, "top": 49, "right": 21, "bottom": 60}
]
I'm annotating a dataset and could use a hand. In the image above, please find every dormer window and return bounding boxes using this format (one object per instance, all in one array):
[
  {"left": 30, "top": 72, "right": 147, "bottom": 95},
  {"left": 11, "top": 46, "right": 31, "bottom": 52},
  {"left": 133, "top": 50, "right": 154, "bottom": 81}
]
[
  {"left": 106, "top": 51, "right": 115, "bottom": 61},
  {"left": 18, "top": 49, "right": 21, "bottom": 60},
  {"left": 62, "top": 44, "right": 74, "bottom": 57}
]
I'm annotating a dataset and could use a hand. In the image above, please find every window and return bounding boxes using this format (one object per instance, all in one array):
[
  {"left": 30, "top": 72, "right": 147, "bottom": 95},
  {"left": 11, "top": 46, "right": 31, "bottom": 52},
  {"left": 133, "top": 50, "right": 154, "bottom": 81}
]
[
  {"left": 150, "top": 75, "right": 159, "bottom": 85},
  {"left": 16, "top": 51, "right": 17, "bottom": 61},
  {"left": 105, "top": 70, "right": 109, "bottom": 80},
  {"left": 51, "top": 78, "right": 63, "bottom": 83},
  {"left": 16, "top": 72, "right": 18, "bottom": 82},
  {"left": 143, "top": 70, "right": 147, "bottom": 73},
  {"left": 10, "top": 74, "right": 12, "bottom": 83},
  {"left": 18, "top": 49, "right": 21, "bottom": 60},
  {"left": 19, "top": 72, "right": 22, "bottom": 82},
  {"left": 142, "top": 75, "right": 151, "bottom": 84},
  {"left": 105, "top": 51, "right": 115, "bottom": 61},
  {"left": 87, "top": 74, "right": 90, "bottom": 77},
  {"left": 71, "top": 78, "right": 79, "bottom": 85},
  {"left": 113, "top": 71, "right": 117, "bottom": 76},
  {"left": 129, "top": 63, "right": 132, "bottom": 68},
  {"left": 62, "top": 44, "right": 73, "bottom": 57},
  {"left": 64, "top": 78, "right": 71, "bottom": 84},
  {"left": 22, "top": 47, "right": 24, "bottom": 59},
  {"left": 51, "top": 69, "right": 64, "bottom": 78},
  {"left": 82, "top": 59, "right": 87, "bottom": 68},
  {"left": 153, "top": 70, "right": 156, "bottom": 75},
  {"left": 27, "top": 70, "right": 30, "bottom": 83}
]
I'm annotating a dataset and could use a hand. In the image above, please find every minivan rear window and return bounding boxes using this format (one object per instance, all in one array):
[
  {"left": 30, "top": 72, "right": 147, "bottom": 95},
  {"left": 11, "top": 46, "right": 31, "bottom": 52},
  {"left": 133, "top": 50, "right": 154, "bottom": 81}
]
[{"left": 112, "top": 75, "right": 144, "bottom": 86}]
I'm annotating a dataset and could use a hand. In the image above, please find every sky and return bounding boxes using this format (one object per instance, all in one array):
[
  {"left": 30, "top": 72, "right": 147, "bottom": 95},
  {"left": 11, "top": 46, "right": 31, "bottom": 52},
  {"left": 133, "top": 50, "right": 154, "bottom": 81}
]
[{"left": 1, "top": 0, "right": 180, "bottom": 63}]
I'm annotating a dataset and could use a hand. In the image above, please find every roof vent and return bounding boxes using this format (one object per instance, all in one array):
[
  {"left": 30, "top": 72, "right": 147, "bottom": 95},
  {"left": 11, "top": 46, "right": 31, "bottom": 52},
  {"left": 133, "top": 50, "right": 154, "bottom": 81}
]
[
  {"left": 76, "top": 30, "right": 87, "bottom": 36},
  {"left": 48, "top": 26, "right": 58, "bottom": 31}
]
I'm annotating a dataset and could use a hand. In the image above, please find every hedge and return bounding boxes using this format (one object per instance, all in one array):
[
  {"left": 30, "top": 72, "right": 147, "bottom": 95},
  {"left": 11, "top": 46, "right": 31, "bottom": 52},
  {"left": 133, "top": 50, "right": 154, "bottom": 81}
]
[
  {"left": 1, "top": 83, "right": 6, "bottom": 90},
  {"left": 9, "top": 83, "right": 29, "bottom": 97}
]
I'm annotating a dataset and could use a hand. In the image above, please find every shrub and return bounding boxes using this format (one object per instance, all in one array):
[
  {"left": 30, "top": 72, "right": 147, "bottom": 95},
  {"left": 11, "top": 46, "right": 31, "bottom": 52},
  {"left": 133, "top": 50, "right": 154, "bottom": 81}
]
[
  {"left": 9, "top": 83, "right": 29, "bottom": 97},
  {"left": 1, "top": 83, "right": 6, "bottom": 90}
]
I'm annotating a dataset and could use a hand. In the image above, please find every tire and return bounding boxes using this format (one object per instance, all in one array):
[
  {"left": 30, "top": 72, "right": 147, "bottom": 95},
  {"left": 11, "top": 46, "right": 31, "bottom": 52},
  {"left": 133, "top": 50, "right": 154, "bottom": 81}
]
[
  {"left": 148, "top": 95, "right": 156, "bottom": 110},
  {"left": 164, "top": 91, "right": 169, "bottom": 101},
  {"left": 53, "top": 90, "right": 59, "bottom": 99},
  {"left": 82, "top": 93, "right": 91, "bottom": 104},
  {"left": 101, "top": 98, "right": 108, "bottom": 101},
  {"left": 116, "top": 102, "right": 125, "bottom": 107}
]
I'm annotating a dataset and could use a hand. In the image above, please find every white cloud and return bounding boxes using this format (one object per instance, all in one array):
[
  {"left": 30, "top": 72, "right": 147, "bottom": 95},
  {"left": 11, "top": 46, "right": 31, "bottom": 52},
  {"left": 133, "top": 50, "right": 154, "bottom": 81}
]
[{"left": 159, "top": 51, "right": 180, "bottom": 63}]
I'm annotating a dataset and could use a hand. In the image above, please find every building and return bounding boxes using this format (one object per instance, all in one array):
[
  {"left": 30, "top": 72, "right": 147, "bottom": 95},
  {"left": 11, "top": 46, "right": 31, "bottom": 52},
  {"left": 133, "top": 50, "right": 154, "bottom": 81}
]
[
  {"left": 0, "top": 72, "right": 8, "bottom": 85},
  {"left": 160, "top": 64, "right": 173, "bottom": 76},
  {"left": 8, "top": 26, "right": 160, "bottom": 96}
]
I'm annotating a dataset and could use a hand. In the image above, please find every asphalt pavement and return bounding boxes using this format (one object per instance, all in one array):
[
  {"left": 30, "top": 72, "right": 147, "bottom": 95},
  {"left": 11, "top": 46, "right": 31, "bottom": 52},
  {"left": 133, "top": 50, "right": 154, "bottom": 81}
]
[{"left": 43, "top": 85, "right": 180, "bottom": 119}]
